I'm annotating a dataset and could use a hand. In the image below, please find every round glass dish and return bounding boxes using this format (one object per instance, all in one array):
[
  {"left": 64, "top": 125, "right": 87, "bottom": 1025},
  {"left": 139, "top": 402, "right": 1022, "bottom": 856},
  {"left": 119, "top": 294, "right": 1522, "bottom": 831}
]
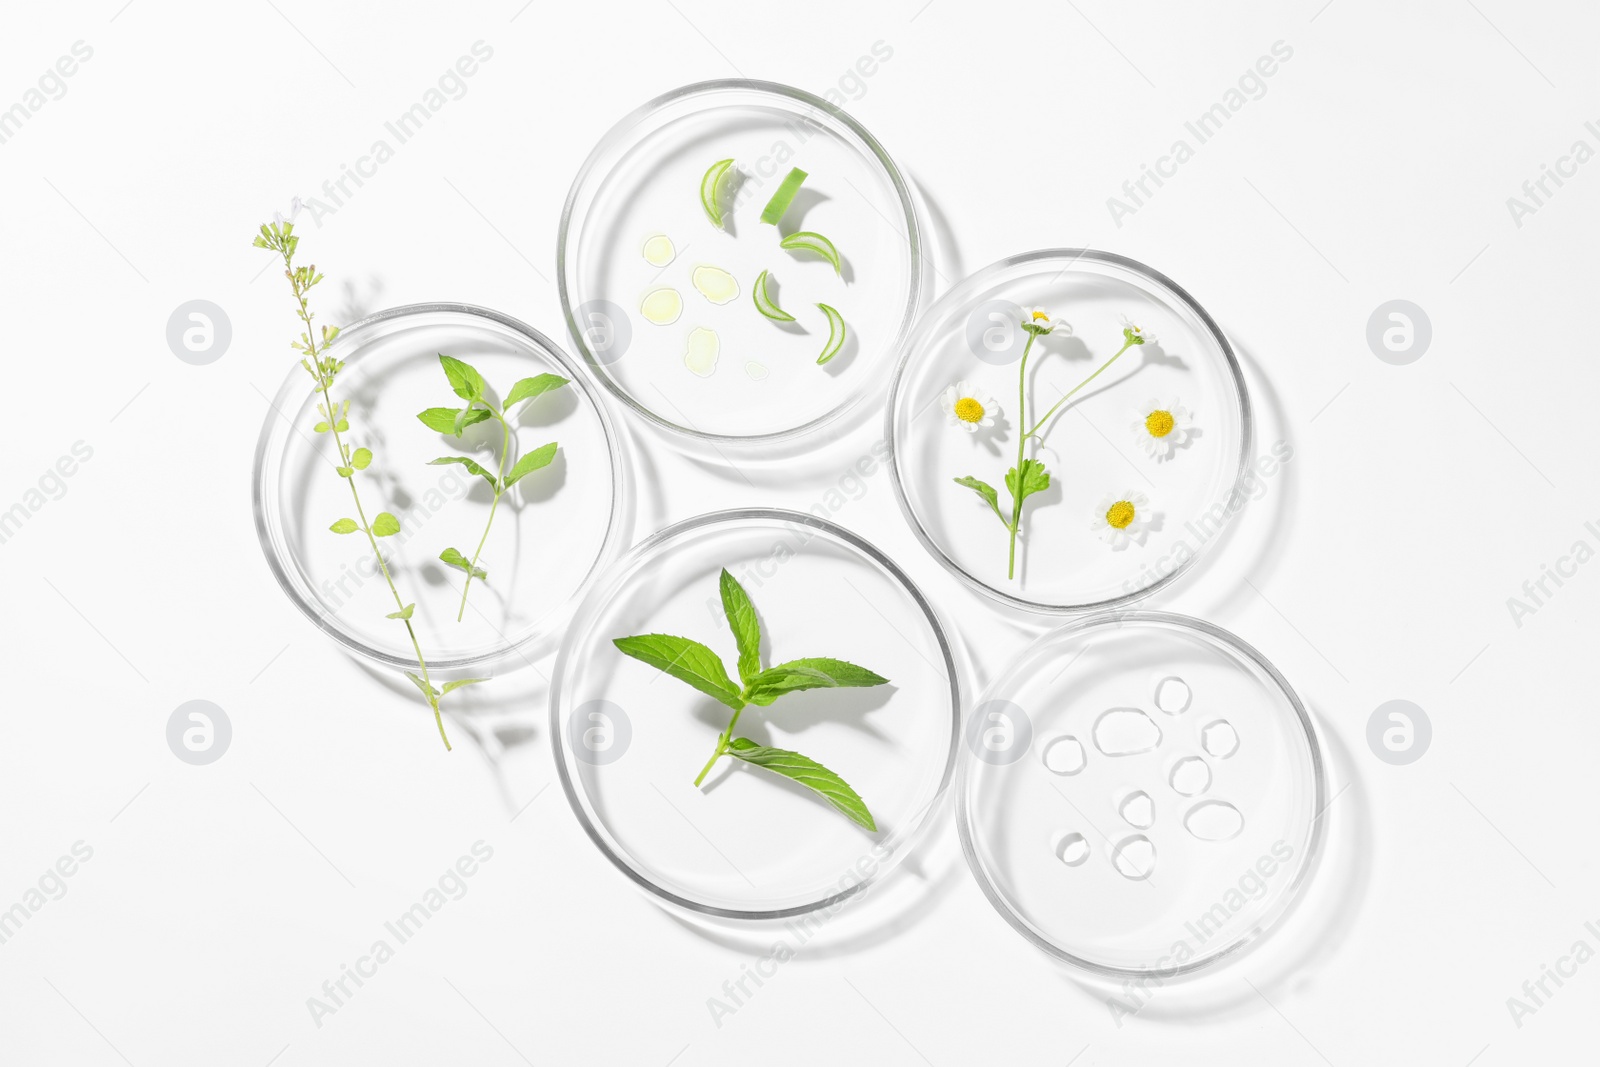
[
  {"left": 551, "top": 509, "right": 959, "bottom": 918},
  {"left": 558, "top": 79, "right": 929, "bottom": 452},
  {"left": 252, "top": 303, "right": 627, "bottom": 675},
  {"left": 887, "top": 250, "right": 1251, "bottom": 614},
  {"left": 957, "top": 611, "right": 1323, "bottom": 978}
]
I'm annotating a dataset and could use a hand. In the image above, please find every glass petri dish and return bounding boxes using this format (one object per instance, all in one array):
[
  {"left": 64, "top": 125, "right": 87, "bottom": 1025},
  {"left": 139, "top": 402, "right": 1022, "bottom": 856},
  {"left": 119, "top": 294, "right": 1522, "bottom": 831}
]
[
  {"left": 887, "top": 249, "right": 1251, "bottom": 614},
  {"left": 957, "top": 611, "right": 1323, "bottom": 978},
  {"left": 551, "top": 509, "right": 959, "bottom": 918},
  {"left": 252, "top": 303, "right": 627, "bottom": 676},
  {"left": 558, "top": 80, "right": 929, "bottom": 452}
]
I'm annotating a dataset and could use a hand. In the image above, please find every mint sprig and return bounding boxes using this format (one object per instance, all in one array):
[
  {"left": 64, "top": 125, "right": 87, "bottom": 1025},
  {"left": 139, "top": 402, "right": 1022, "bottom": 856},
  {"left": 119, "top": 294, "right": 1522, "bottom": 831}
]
[
  {"left": 417, "top": 358, "right": 568, "bottom": 621},
  {"left": 612, "top": 568, "right": 888, "bottom": 831}
]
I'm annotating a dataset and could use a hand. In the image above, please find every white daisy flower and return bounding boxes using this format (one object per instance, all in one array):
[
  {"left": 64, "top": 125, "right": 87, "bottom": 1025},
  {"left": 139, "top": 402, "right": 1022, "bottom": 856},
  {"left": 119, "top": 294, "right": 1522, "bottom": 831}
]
[
  {"left": 940, "top": 380, "right": 998, "bottom": 433},
  {"left": 1019, "top": 306, "right": 1065, "bottom": 336},
  {"left": 1091, "top": 490, "right": 1152, "bottom": 549},
  {"left": 1119, "top": 313, "right": 1155, "bottom": 345},
  {"left": 1130, "top": 398, "right": 1193, "bottom": 459}
]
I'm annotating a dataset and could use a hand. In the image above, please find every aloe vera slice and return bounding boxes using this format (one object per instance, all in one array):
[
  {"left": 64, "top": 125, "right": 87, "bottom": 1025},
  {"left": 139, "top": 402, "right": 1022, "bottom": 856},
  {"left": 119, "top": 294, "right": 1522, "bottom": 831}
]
[
  {"left": 779, "top": 230, "right": 841, "bottom": 274},
  {"left": 760, "top": 167, "right": 808, "bottom": 225},
  {"left": 700, "top": 158, "right": 735, "bottom": 229},
  {"left": 751, "top": 270, "right": 795, "bottom": 322},
  {"left": 815, "top": 303, "right": 846, "bottom": 364}
]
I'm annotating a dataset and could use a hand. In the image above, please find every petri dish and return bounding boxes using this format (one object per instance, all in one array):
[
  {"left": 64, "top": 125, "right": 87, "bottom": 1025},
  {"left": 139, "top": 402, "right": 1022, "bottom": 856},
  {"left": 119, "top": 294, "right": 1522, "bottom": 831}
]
[
  {"left": 887, "top": 250, "right": 1251, "bottom": 614},
  {"left": 551, "top": 509, "right": 959, "bottom": 918},
  {"left": 957, "top": 611, "right": 1323, "bottom": 977},
  {"left": 558, "top": 80, "right": 929, "bottom": 453},
  {"left": 252, "top": 303, "right": 627, "bottom": 676}
]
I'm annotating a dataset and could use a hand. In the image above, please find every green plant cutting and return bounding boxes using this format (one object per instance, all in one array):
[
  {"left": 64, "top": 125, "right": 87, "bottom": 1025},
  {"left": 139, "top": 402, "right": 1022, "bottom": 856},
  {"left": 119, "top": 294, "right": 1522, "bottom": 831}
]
[
  {"left": 613, "top": 569, "right": 887, "bottom": 830},
  {"left": 252, "top": 221, "right": 480, "bottom": 750},
  {"left": 417, "top": 356, "right": 568, "bottom": 620}
]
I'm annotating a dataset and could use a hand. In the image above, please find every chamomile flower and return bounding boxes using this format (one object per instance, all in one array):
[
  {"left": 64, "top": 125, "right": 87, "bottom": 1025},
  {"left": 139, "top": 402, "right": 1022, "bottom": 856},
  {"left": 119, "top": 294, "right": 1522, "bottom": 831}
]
[
  {"left": 1020, "top": 306, "right": 1065, "bottom": 336},
  {"left": 941, "top": 379, "right": 999, "bottom": 433},
  {"left": 1130, "top": 398, "right": 1193, "bottom": 460},
  {"left": 1119, "top": 313, "right": 1155, "bottom": 346},
  {"left": 1091, "top": 490, "right": 1152, "bottom": 549}
]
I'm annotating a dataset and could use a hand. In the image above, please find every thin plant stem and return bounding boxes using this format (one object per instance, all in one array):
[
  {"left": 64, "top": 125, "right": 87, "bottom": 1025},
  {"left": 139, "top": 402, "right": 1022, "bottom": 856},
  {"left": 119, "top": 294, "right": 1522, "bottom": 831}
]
[
  {"left": 693, "top": 704, "right": 746, "bottom": 786},
  {"left": 1006, "top": 332, "right": 1038, "bottom": 579},
  {"left": 456, "top": 412, "right": 509, "bottom": 622},
  {"left": 1025, "top": 340, "right": 1136, "bottom": 440}
]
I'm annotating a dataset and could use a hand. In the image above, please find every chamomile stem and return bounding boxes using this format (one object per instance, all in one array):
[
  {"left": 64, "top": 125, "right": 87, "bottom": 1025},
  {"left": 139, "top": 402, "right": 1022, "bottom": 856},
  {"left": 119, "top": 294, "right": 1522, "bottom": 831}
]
[
  {"left": 1007, "top": 332, "right": 1038, "bottom": 580},
  {"left": 457, "top": 412, "right": 509, "bottom": 622},
  {"left": 1025, "top": 340, "right": 1137, "bottom": 441},
  {"left": 693, "top": 704, "right": 747, "bottom": 786},
  {"left": 282, "top": 251, "right": 450, "bottom": 751}
]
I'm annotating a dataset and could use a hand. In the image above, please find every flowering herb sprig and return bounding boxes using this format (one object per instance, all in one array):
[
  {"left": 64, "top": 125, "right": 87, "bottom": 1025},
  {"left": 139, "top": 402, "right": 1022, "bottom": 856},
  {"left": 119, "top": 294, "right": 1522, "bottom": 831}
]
[
  {"left": 253, "top": 221, "right": 480, "bottom": 750},
  {"left": 417, "top": 356, "right": 568, "bottom": 620},
  {"left": 953, "top": 309, "right": 1150, "bottom": 580}
]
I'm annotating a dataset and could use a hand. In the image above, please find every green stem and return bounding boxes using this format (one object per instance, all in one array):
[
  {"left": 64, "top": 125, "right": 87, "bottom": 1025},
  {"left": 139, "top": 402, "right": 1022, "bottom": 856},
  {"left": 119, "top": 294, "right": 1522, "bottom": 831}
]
[
  {"left": 1025, "top": 339, "right": 1137, "bottom": 440},
  {"left": 456, "top": 412, "right": 509, "bottom": 622},
  {"left": 1007, "top": 332, "right": 1038, "bottom": 580},
  {"left": 694, "top": 703, "right": 746, "bottom": 786}
]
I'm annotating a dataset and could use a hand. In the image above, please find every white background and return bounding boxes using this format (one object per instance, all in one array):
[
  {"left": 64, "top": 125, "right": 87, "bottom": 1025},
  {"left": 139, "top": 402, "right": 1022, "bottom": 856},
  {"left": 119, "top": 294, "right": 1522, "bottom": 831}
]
[{"left": 1, "top": 0, "right": 1595, "bottom": 1063}]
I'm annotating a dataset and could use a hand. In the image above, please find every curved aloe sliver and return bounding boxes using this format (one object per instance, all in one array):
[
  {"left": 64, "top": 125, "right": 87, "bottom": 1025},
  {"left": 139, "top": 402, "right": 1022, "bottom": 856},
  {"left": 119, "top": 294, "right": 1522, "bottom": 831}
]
[
  {"left": 779, "top": 230, "right": 841, "bottom": 274},
  {"left": 700, "top": 158, "right": 735, "bottom": 229},
  {"left": 760, "top": 167, "right": 808, "bottom": 225},
  {"left": 815, "top": 303, "right": 846, "bottom": 364},
  {"left": 752, "top": 270, "right": 795, "bottom": 322}
]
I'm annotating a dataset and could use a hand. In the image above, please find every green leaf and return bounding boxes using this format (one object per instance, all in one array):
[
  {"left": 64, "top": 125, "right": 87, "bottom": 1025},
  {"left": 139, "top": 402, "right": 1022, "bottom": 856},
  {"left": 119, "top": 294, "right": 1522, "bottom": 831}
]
[
  {"left": 334, "top": 419, "right": 349, "bottom": 433},
  {"left": 429, "top": 455, "right": 497, "bottom": 491},
  {"left": 439, "top": 547, "right": 487, "bottom": 581},
  {"left": 1005, "top": 458, "right": 1051, "bottom": 507},
  {"left": 760, "top": 167, "right": 808, "bottom": 225},
  {"left": 336, "top": 465, "right": 354, "bottom": 478},
  {"left": 351, "top": 447, "right": 372, "bottom": 470},
  {"left": 441, "top": 678, "right": 489, "bottom": 696},
  {"left": 313, "top": 420, "right": 331, "bottom": 433},
  {"left": 505, "top": 373, "right": 569, "bottom": 408},
  {"left": 612, "top": 633, "right": 743, "bottom": 711},
  {"left": 953, "top": 475, "right": 1008, "bottom": 527},
  {"left": 329, "top": 518, "right": 359, "bottom": 534},
  {"left": 718, "top": 569, "right": 762, "bottom": 684},
  {"left": 387, "top": 603, "right": 414, "bottom": 619},
  {"left": 404, "top": 671, "right": 439, "bottom": 699},
  {"left": 726, "top": 738, "right": 876, "bottom": 831},
  {"left": 372, "top": 512, "right": 401, "bottom": 537},
  {"left": 417, "top": 406, "right": 493, "bottom": 436},
  {"left": 438, "top": 354, "right": 486, "bottom": 402},
  {"left": 745, "top": 657, "right": 889, "bottom": 706},
  {"left": 504, "top": 442, "right": 558, "bottom": 489}
]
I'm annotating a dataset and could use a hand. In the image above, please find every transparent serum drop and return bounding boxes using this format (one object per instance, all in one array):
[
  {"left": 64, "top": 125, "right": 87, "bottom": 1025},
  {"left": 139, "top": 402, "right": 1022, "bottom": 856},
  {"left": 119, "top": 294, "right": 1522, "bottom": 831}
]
[
  {"left": 1055, "top": 832, "right": 1089, "bottom": 867},
  {"left": 1110, "top": 835, "right": 1156, "bottom": 880},
  {"left": 1153, "top": 676, "right": 1191, "bottom": 715},
  {"left": 692, "top": 265, "right": 739, "bottom": 305},
  {"left": 1118, "top": 790, "right": 1154, "bottom": 829},
  {"left": 1184, "top": 799, "right": 1244, "bottom": 841},
  {"left": 745, "top": 360, "right": 768, "bottom": 382},
  {"left": 1201, "top": 719, "right": 1239, "bottom": 758},
  {"left": 684, "top": 327, "right": 720, "bottom": 377},
  {"left": 641, "top": 234, "right": 676, "bottom": 267},
  {"left": 1093, "top": 708, "right": 1162, "bottom": 756},
  {"left": 1168, "top": 756, "right": 1211, "bottom": 796},
  {"left": 640, "top": 288, "right": 682, "bottom": 325},
  {"left": 1041, "top": 735, "right": 1086, "bottom": 775}
]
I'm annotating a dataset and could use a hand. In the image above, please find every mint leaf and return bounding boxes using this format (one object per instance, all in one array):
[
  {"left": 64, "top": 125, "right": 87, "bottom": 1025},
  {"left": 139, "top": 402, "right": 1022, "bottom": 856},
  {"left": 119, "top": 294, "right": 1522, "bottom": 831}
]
[
  {"left": 329, "top": 517, "right": 359, "bottom": 534},
  {"left": 727, "top": 738, "right": 876, "bottom": 831},
  {"left": 351, "top": 447, "right": 372, "bottom": 470},
  {"left": 441, "top": 678, "right": 488, "bottom": 696},
  {"left": 1005, "top": 458, "right": 1050, "bottom": 506},
  {"left": 612, "top": 633, "right": 743, "bottom": 711},
  {"left": 429, "top": 455, "right": 496, "bottom": 491},
  {"left": 504, "top": 442, "right": 558, "bottom": 488},
  {"left": 439, "top": 547, "right": 487, "bottom": 581},
  {"left": 505, "top": 373, "right": 569, "bottom": 408},
  {"left": 387, "top": 604, "right": 414, "bottom": 619},
  {"left": 417, "top": 407, "right": 493, "bottom": 435},
  {"left": 371, "top": 512, "right": 401, "bottom": 537},
  {"left": 404, "top": 671, "right": 439, "bottom": 699},
  {"left": 439, "top": 354, "right": 486, "bottom": 402},
  {"left": 719, "top": 568, "right": 762, "bottom": 685},
  {"left": 745, "top": 657, "right": 889, "bottom": 706},
  {"left": 953, "top": 475, "right": 1007, "bottom": 527}
]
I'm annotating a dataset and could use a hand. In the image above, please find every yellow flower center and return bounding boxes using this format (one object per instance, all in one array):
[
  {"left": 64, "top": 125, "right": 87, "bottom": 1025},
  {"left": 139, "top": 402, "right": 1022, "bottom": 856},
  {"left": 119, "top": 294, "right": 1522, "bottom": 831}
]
[
  {"left": 1030, "top": 311, "right": 1049, "bottom": 322},
  {"left": 1145, "top": 409, "right": 1175, "bottom": 438},
  {"left": 1106, "top": 500, "right": 1137, "bottom": 529},
  {"left": 954, "top": 397, "right": 985, "bottom": 423}
]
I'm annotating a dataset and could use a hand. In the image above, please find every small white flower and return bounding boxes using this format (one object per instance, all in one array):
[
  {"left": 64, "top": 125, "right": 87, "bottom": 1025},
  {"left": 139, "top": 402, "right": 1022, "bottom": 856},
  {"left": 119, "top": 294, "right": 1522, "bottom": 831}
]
[
  {"left": 1019, "top": 306, "right": 1065, "bottom": 336},
  {"left": 1091, "top": 490, "right": 1152, "bottom": 549},
  {"left": 1119, "top": 313, "right": 1155, "bottom": 345},
  {"left": 940, "top": 379, "right": 999, "bottom": 433},
  {"left": 1129, "top": 398, "right": 1193, "bottom": 459}
]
